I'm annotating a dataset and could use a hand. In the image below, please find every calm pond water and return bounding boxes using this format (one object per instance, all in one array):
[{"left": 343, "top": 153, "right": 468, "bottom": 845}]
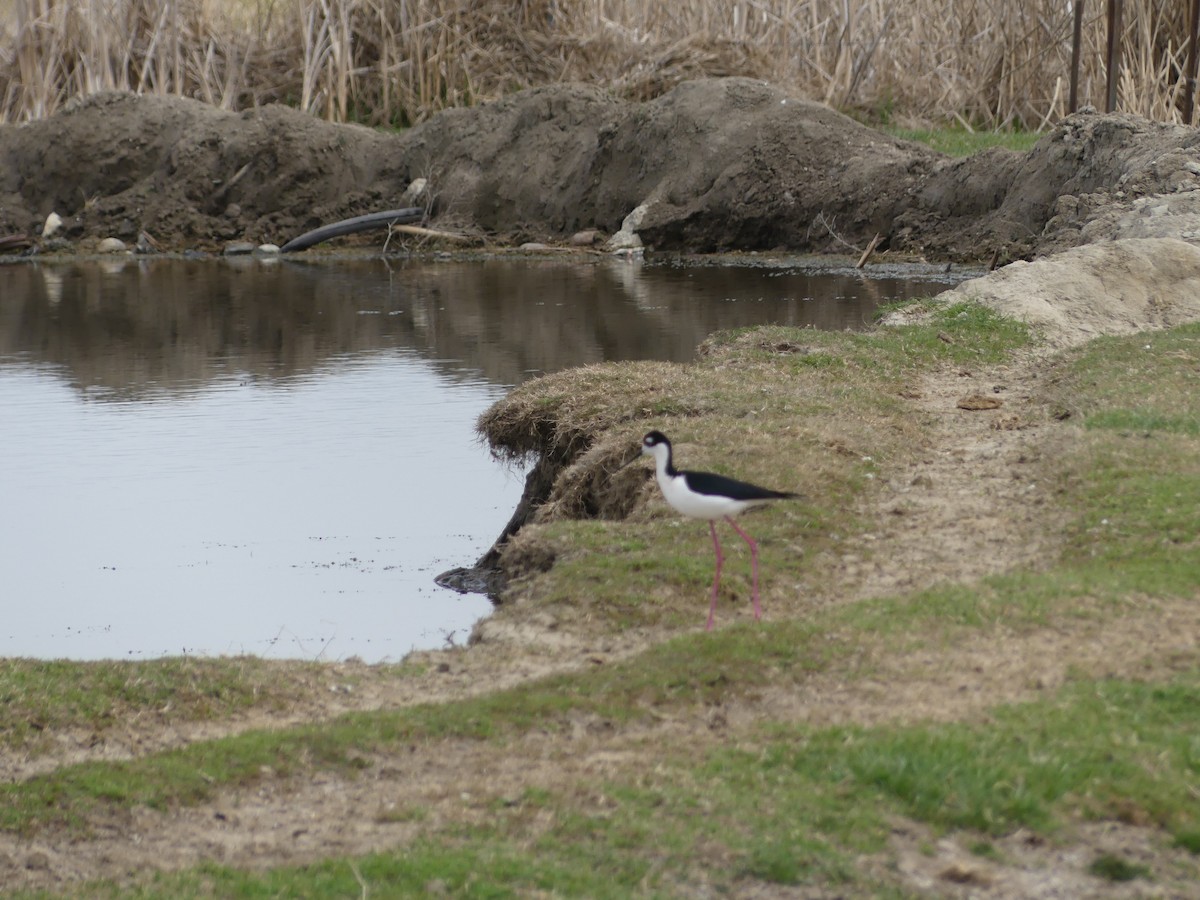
[{"left": 0, "top": 254, "right": 961, "bottom": 662}]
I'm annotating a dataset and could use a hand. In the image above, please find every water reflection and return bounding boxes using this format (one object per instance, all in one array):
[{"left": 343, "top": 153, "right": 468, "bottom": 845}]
[
  {"left": 0, "top": 255, "right": 958, "bottom": 392},
  {"left": 0, "top": 255, "right": 958, "bottom": 661}
]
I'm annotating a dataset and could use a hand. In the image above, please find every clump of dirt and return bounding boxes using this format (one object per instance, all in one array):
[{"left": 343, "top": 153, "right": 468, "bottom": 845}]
[
  {"left": 0, "top": 92, "right": 409, "bottom": 248},
  {"left": 3, "top": 79, "right": 1200, "bottom": 259},
  {"left": 899, "top": 111, "right": 1200, "bottom": 260},
  {"left": 903, "top": 237, "right": 1200, "bottom": 348}
]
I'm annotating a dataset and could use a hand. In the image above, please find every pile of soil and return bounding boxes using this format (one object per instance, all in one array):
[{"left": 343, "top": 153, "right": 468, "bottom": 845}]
[{"left": 3, "top": 78, "right": 1199, "bottom": 260}]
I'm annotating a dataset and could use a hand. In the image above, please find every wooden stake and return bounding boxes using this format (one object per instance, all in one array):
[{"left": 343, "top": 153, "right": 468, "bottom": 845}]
[
  {"left": 1185, "top": 0, "right": 1200, "bottom": 124},
  {"left": 856, "top": 232, "right": 881, "bottom": 268},
  {"left": 1105, "top": 0, "right": 1124, "bottom": 113},
  {"left": 1069, "top": 0, "right": 1085, "bottom": 113}
]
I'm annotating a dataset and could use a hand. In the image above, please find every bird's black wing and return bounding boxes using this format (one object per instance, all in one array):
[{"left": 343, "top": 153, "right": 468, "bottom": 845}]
[{"left": 682, "top": 470, "right": 797, "bottom": 502}]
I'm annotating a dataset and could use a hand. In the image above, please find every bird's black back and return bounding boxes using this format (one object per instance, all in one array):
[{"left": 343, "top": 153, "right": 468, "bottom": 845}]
[{"left": 682, "top": 469, "right": 797, "bottom": 502}]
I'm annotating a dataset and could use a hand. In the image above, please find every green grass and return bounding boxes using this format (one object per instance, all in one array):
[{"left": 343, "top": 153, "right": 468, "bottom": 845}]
[
  {"left": 1045, "top": 325, "right": 1200, "bottom": 584},
  {"left": 10, "top": 671, "right": 1197, "bottom": 898},
  {"left": 884, "top": 125, "right": 1043, "bottom": 156},
  {"left": 0, "top": 657, "right": 338, "bottom": 754},
  {"left": 1050, "top": 323, "right": 1200, "bottom": 431},
  {"left": 32, "top": 844, "right": 642, "bottom": 899},
  {"left": 1088, "top": 853, "right": 1153, "bottom": 882}
]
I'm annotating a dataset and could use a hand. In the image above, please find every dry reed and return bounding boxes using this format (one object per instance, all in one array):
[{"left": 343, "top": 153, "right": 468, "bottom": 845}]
[{"left": 0, "top": 0, "right": 1195, "bottom": 128}]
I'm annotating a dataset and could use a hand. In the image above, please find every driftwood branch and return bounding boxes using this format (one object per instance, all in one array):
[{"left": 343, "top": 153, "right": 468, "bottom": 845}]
[
  {"left": 389, "top": 224, "right": 471, "bottom": 242},
  {"left": 856, "top": 232, "right": 882, "bottom": 268},
  {"left": 280, "top": 208, "right": 425, "bottom": 252}
]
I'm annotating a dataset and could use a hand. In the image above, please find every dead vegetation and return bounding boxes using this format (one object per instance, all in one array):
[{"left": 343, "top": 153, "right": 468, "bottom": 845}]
[{"left": 1, "top": 0, "right": 1197, "bottom": 129}]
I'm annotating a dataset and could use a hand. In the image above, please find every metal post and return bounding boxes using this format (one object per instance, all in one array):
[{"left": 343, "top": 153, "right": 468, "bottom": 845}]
[
  {"left": 1185, "top": 0, "right": 1200, "bottom": 124},
  {"left": 1069, "top": 0, "right": 1085, "bottom": 113},
  {"left": 1105, "top": 0, "right": 1123, "bottom": 113}
]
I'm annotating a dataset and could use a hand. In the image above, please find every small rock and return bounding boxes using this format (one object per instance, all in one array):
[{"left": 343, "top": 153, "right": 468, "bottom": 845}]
[
  {"left": 224, "top": 203, "right": 242, "bottom": 219},
  {"left": 254, "top": 243, "right": 282, "bottom": 256},
  {"left": 41, "top": 211, "right": 63, "bottom": 238},
  {"left": 519, "top": 242, "right": 549, "bottom": 251},
  {"left": 401, "top": 177, "right": 429, "bottom": 206},
  {"left": 96, "top": 237, "right": 127, "bottom": 254},
  {"left": 136, "top": 231, "right": 162, "bottom": 254},
  {"left": 607, "top": 203, "right": 650, "bottom": 251},
  {"left": 223, "top": 241, "right": 256, "bottom": 256},
  {"left": 570, "top": 229, "right": 600, "bottom": 246}
]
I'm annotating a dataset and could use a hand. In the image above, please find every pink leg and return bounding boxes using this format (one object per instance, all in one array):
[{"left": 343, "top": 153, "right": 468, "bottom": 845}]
[
  {"left": 707, "top": 520, "right": 724, "bottom": 631},
  {"left": 725, "top": 517, "right": 762, "bottom": 621}
]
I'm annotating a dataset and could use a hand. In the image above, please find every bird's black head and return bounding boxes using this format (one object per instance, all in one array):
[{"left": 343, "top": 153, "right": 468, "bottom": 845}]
[{"left": 641, "top": 430, "right": 670, "bottom": 452}]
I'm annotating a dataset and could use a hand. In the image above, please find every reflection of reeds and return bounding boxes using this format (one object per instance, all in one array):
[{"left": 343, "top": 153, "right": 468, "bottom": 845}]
[
  {"left": 1, "top": 1, "right": 1194, "bottom": 128},
  {"left": 0, "top": 257, "right": 951, "bottom": 394}
]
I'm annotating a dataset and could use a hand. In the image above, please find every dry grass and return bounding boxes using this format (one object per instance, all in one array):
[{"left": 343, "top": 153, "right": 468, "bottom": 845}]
[{"left": 0, "top": 0, "right": 1196, "bottom": 129}]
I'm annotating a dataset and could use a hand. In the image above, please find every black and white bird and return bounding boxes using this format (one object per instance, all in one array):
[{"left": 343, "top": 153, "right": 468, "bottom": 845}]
[{"left": 631, "top": 430, "right": 797, "bottom": 630}]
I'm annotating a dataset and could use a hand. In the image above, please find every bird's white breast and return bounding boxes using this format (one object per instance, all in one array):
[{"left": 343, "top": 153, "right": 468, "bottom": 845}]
[{"left": 657, "top": 471, "right": 758, "bottom": 520}]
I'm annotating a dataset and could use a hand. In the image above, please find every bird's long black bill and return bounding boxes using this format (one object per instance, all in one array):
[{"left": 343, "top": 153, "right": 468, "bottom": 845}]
[{"left": 616, "top": 454, "right": 642, "bottom": 472}]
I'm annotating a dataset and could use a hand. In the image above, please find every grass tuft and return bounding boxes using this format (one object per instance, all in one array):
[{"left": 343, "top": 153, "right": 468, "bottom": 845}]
[{"left": 1088, "top": 853, "right": 1152, "bottom": 882}]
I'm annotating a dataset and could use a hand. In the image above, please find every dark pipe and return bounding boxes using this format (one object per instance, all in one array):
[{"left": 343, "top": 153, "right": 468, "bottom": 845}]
[
  {"left": 1105, "top": 0, "right": 1123, "bottom": 113},
  {"left": 1069, "top": 0, "right": 1084, "bottom": 113},
  {"left": 1185, "top": 0, "right": 1200, "bottom": 124},
  {"left": 281, "top": 208, "right": 425, "bottom": 252}
]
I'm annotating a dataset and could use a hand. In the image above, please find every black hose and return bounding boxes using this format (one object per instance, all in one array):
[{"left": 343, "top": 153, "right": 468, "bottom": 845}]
[{"left": 280, "top": 208, "right": 425, "bottom": 252}]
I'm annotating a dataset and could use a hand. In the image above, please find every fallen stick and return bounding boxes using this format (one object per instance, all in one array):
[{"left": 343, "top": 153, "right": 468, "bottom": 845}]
[
  {"left": 280, "top": 208, "right": 425, "bottom": 252},
  {"left": 389, "top": 224, "right": 472, "bottom": 242},
  {"left": 855, "top": 232, "right": 882, "bottom": 268}
]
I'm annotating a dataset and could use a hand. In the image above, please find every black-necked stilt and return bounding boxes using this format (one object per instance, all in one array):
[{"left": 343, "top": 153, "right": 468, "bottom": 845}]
[{"left": 630, "top": 430, "right": 797, "bottom": 630}]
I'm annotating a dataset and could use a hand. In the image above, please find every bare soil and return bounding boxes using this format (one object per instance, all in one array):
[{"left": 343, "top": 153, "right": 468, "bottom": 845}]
[
  {"left": 2, "top": 78, "right": 1200, "bottom": 259},
  {"left": 2, "top": 79, "right": 1200, "bottom": 895}
]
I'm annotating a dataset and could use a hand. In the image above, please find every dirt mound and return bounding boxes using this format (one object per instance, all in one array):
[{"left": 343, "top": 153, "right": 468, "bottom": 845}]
[
  {"left": 4, "top": 79, "right": 1200, "bottom": 259},
  {"left": 901, "top": 112, "right": 1200, "bottom": 260},
  {"left": 0, "top": 92, "right": 409, "bottom": 248},
  {"left": 932, "top": 237, "right": 1200, "bottom": 347}
]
